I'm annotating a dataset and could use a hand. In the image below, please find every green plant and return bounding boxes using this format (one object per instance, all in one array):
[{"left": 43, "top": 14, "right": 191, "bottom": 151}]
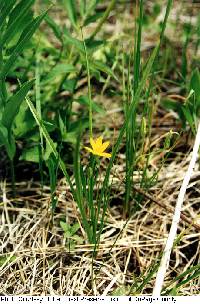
[
  {"left": 0, "top": 0, "right": 173, "bottom": 251},
  {"left": 0, "top": 0, "right": 47, "bottom": 192},
  {"left": 19, "top": 0, "right": 117, "bottom": 187},
  {"left": 60, "top": 221, "right": 83, "bottom": 251},
  {"left": 122, "top": 0, "right": 174, "bottom": 216},
  {"left": 162, "top": 68, "right": 200, "bottom": 134}
]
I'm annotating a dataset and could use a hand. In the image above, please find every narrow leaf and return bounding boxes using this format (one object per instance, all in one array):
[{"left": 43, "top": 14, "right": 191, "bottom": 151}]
[
  {"left": 0, "top": 0, "right": 15, "bottom": 29},
  {"left": 1, "top": 10, "right": 48, "bottom": 78},
  {"left": 2, "top": 0, "right": 35, "bottom": 45},
  {"left": 45, "top": 15, "right": 63, "bottom": 42},
  {"left": 62, "top": 0, "right": 77, "bottom": 30}
]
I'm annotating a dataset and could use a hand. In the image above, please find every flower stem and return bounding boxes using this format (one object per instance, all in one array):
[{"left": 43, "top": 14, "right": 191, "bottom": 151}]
[
  {"left": 81, "top": 27, "right": 93, "bottom": 139},
  {"left": 10, "top": 158, "right": 16, "bottom": 197}
]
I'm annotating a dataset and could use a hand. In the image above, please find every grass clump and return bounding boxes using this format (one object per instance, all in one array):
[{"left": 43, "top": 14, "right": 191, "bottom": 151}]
[{"left": 0, "top": 0, "right": 200, "bottom": 296}]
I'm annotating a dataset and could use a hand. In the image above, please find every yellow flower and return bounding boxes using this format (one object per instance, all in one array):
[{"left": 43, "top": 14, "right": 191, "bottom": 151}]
[{"left": 84, "top": 136, "right": 111, "bottom": 158}]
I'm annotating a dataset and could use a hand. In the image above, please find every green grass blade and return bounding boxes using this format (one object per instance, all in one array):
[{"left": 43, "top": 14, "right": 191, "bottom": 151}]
[
  {"left": 96, "top": 43, "right": 160, "bottom": 244},
  {"left": 90, "top": 0, "right": 116, "bottom": 39},
  {"left": 25, "top": 95, "right": 76, "bottom": 199},
  {"left": 45, "top": 15, "right": 63, "bottom": 42},
  {"left": 162, "top": 264, "right": 200, "bottom": 294},
  {"left": 35, "top": 55, "right": 45, "bottom": 191},
  {"left": 1, "top": 10, "right": 48, "bottom": 78},
  {"left": 81, "top": 27, "right": 93, "bottom": 138},
  {"left": 125, "top": 0, "right": 144, "bottom": 215},
  {"left": 160, "top": 0, "right": 173, "bottom": 43},
  {"left": 0, "top": 0, "right": 15, "bottom": 29},
  {"left": 74, "top": 129, "right": 93, "bottom": 243},
  {"left": 1, "top": 0, "right": 35, "bottom": 45},
  {"left": 134, "top": 0, "right": 143, "bottom": 93},
  {"left": 62, "top": 0, "right": 77, "bottom": 31}
]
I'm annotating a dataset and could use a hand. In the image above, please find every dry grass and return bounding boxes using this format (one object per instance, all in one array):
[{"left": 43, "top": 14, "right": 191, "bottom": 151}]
[
  {"left": 0, "top": 144, "right": 200, "bottom": 295},
  {"left": 0, "top": 0, "right": 200, "bottom": 296}
]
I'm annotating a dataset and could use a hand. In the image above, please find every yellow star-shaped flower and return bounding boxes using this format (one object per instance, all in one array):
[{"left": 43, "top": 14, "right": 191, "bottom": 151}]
[{"left": 84, "top": 136, "right": 111, "bottom": 158}]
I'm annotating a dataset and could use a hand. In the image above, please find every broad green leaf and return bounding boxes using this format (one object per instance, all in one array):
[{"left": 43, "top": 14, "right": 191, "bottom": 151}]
[
  {"left": 76, "top": 95, "right": 105, "bottom": 114},
  {"left": 1, "top": 10, "right": 48, "bottom": 78},
  {"left": 60, "top": 221, "right": 69, "bottom": 233},
  {"left": 60, "top": 221, "right": 80, "bottom": 238},
  {"left": 0, "top": 123, "right": 16, "bottom": 160},
  {"left": 20, "top": 146, "right": 39, "bottom": 163},
  {"left": 70, "top": 222, "right": 80, "bottom": 235},
  {"left": 62, "top": 0, "right": 77, "bottom": 30},
  {"left": 14, "top": 105, "right": 36, "bottom": 138},
  {"left": 190, "top": 68, "right": 200, "bottom": 105},
  {"left": 2, "top": 79, "right": 34, "bottom": 132},
  {"left": 20, "top": 141, "right": 57, "bottom": 163},
  {"left": 65, "top": 231, "right": 72, "bottom": 239},
  {"left": 61, "top": 131, "right": 77, "bottom": 144},
  {"left": 72, "top": 235, "right": 83, "bottom": 244}
]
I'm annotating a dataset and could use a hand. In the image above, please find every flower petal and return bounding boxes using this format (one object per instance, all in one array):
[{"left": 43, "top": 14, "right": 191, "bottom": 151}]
[
  {"left": 90, "top": 138, "right": 95, "bottom": 150},
  {"left": 98, "top": 152, "right": 111, "bottom": 158},
  {"left": 95, "top": 136, "right": 103, "bottom": 149},
  {"left": 100, "top": 141, "right": 110, "bottom": 153},
  {"left": 84, "top": 146, "right": 94, "bottom": 154}
]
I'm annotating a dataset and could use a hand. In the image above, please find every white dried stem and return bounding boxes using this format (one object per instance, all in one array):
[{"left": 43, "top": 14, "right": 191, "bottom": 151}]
[{"left": 153, "top": 122, "right": 200, "bottom": 296}]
